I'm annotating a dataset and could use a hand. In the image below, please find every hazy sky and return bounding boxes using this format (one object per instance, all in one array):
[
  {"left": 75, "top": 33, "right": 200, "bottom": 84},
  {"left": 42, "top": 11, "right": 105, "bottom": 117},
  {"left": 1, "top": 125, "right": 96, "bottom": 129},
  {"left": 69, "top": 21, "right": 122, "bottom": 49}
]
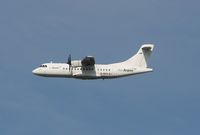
[{"left": 0, "top": 0, "right": 200, "bottom": 135}]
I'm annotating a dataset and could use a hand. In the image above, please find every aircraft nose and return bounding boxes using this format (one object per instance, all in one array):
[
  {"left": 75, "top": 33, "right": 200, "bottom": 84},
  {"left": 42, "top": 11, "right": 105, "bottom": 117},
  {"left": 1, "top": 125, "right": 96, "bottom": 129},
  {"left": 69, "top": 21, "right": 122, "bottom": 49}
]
[{"left": 32, "top": 68, "right": 39, "bottom": 75}]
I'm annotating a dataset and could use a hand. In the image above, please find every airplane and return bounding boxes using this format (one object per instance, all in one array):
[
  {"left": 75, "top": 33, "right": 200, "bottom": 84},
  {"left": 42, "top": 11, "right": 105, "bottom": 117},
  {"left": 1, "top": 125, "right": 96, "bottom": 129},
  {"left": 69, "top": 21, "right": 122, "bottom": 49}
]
[{"left": 32, "top": 44, "right": 154, "bottom": 80}]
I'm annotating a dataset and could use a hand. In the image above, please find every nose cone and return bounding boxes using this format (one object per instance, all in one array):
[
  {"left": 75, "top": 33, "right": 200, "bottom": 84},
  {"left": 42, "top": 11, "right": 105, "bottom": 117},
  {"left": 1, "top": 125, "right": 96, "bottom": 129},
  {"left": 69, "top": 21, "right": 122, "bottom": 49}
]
[{"left": 32, "top": 68, "right": 39, "bottom": 75}]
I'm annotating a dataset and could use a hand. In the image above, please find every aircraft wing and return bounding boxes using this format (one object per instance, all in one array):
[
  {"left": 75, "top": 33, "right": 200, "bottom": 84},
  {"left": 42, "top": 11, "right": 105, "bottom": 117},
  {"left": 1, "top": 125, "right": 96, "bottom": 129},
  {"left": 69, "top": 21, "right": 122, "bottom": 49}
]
[{"left": 81, "top": 56, "right": 95, "bottom": 66}]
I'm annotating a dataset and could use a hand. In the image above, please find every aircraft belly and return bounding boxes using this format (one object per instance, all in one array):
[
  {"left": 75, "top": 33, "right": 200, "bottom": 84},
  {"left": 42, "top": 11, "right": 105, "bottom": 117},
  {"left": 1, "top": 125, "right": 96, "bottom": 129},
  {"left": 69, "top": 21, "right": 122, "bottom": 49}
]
[{"left": 72, "top": 71, "right": 98, "bottom": 79}]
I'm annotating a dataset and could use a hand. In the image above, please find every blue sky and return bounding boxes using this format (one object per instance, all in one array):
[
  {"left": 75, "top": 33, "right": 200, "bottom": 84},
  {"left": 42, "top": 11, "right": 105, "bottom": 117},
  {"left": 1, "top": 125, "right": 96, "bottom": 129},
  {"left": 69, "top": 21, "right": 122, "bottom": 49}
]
[{"left": 0, "top": 0, "right": 200, "bottom": 135}]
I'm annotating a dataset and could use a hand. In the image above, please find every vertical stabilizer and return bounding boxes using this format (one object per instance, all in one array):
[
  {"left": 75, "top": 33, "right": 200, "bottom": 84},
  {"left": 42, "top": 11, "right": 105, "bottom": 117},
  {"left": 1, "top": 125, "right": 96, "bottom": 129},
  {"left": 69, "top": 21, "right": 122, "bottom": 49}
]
[{"left": 124, "top": 44, "right": 154, "bottom": 68}]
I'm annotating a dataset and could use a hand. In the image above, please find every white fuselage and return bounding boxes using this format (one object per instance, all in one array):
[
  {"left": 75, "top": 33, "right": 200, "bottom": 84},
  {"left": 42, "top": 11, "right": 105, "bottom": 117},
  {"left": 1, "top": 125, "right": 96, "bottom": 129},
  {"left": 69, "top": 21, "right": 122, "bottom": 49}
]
[
  {"left": 32, "top": 62, "right": 152, "bottom": 80},
  {"left": 32, "top": 44, "right": 154, "bottom": 80}
]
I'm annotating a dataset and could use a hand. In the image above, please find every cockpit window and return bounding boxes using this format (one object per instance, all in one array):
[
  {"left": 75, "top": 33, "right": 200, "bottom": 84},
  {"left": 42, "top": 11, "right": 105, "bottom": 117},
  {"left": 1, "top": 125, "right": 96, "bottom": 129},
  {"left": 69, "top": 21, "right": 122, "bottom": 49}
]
[{"left": 40, "top": 65, "right": 47, "bottom": 68}]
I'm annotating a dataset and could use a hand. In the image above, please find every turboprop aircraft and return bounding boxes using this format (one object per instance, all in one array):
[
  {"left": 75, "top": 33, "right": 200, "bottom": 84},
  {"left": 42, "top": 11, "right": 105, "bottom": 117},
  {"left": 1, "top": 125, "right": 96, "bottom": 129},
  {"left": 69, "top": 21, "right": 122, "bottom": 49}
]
[{"left": 32, "top": 44, "right": 154, "bottom": 80}]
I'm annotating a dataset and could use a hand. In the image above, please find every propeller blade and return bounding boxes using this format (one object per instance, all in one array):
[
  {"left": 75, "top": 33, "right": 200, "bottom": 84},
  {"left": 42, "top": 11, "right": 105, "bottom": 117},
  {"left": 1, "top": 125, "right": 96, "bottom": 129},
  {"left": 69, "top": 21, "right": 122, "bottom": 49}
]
[{"left": 67, "top": 54, "right": 71, "bottom": 65}]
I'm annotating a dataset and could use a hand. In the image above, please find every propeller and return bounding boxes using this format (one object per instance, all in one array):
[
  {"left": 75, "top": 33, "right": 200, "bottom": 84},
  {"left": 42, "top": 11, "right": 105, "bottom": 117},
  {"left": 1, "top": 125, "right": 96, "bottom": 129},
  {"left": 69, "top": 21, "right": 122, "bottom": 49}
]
[
  {"left": 67, "top": 54, "right": 72, "bottom": 71},
  {"left": 67, "top": 54, "right": 71, "bottom": 65}
]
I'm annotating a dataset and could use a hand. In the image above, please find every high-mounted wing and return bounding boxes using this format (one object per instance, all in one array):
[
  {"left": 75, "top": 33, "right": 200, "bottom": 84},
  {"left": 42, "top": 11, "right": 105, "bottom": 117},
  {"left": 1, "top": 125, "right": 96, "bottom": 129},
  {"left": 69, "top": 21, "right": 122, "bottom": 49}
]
[{"left": 81, "top": 56, "right": 95, "bottom": 66}]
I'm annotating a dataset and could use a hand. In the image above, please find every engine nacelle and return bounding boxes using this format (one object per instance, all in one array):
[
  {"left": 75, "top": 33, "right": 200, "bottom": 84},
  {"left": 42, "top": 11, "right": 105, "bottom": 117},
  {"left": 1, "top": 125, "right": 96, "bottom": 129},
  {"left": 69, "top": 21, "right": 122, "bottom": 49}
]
[{"left": 71, "top": 60, "right": 82, "bottom": 67}]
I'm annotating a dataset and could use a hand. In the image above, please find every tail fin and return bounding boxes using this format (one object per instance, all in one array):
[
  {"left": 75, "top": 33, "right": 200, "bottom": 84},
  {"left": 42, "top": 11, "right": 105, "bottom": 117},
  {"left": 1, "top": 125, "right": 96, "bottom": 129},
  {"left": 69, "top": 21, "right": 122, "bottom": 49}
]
[{"left": 125, "top": 44, "right": 154, "bottom": 68}]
